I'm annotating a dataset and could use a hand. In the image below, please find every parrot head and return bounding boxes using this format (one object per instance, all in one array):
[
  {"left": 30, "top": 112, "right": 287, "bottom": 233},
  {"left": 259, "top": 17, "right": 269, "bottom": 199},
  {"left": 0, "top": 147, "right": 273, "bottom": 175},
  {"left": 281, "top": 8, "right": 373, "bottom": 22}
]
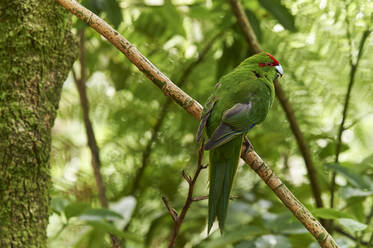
[{"left": 239, "top": 52, "right": 284, "bottom": 80}]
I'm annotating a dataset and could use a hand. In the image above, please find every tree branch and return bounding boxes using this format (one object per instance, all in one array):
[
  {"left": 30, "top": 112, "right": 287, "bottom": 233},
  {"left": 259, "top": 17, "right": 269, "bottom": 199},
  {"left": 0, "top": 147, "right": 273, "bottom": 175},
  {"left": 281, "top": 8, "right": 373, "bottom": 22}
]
[
  {"left": 57, "top": 0, "right": 339, "bottom": 247},
  {"left": 162, "top": 141, "right": 207, "bottom": 248},
  {"left": 162, "top": 196, "right": 178, "bottom": 223},
  {"left": 330, "top": 30, "right": 372, "bottom": 206},
  {"left": 329, "top": 4, "right": 372, "bottom": 229},
  {"left": 228, "top": 0, "right": 324, "bottom": 209},
  {"left": 73, "top": 28, "right": 120, "bottom": 248},
  {"left": 130, "top": 33, "right": 221, "bottom": 194}
]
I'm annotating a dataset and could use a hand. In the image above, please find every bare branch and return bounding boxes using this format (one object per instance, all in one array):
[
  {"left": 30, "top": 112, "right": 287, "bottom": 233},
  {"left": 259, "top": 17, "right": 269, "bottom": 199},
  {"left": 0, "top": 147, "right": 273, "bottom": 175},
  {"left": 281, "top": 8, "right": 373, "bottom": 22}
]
[
  {"left": 182, "top": 170, "right": 192, "bottom": 185},
  {"left": 57, "top": 1, "right": 339, "bottom": 247},
  {"left": 166, "top": 140, "right": 207, "bottom": 247},
  {"left": 228, "top": 0, "right": 261, "bottom": 53},
  {"left": 228, "top": 0, "right": 324, "bottom": 210},
  {"left": 73, "top": 28, "right": 120, "bottom": 247},
  {"left": 192, "top": 195, "right": 209, "bottom": 202},
  {"left": 162, "top": 196, "right": 178, "bottom": 222},
  {"left": 192, "top": 195, "right": 236, "bottom": 202},
  {"left": 329, "top": 4, "right": 372, "bottom": 230}
]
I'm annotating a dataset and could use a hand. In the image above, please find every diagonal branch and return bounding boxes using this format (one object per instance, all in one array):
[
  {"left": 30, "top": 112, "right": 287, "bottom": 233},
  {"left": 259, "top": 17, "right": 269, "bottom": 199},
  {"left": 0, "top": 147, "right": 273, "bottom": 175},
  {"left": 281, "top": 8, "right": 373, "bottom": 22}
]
[
  {"left": 130, "top": 33, "right": 221, "bottom": 194},
  {"left": 228, "top": 0, "right": 324, "bottom": 209},
  {"left": 56, "top": 1, "right": 339, "bottom": 247},
  {"left": 72, "top": 28, "right": 120, "bottom": 248}
]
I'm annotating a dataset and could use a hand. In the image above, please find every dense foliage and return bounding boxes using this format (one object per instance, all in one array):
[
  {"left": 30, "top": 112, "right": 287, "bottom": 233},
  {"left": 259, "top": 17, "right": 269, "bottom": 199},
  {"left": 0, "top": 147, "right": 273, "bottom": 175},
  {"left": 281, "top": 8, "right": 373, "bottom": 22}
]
[{"left": 48, "top": 0, "right": 373, "bottom": 247}]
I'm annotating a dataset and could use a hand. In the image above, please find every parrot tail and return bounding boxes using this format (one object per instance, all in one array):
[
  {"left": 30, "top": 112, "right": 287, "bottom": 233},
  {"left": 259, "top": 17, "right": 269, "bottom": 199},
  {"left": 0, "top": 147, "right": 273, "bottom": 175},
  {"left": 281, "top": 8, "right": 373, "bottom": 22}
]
[{"left": 207, "top": 135, "right": 243, "bottom": 233}]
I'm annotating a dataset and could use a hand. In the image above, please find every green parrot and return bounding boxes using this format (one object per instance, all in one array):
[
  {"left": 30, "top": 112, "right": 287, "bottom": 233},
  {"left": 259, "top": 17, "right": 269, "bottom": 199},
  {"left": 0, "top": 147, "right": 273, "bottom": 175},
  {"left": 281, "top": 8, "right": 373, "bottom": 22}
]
[{"left": 196, "top": 52, "right": 283, "bottom": 233}]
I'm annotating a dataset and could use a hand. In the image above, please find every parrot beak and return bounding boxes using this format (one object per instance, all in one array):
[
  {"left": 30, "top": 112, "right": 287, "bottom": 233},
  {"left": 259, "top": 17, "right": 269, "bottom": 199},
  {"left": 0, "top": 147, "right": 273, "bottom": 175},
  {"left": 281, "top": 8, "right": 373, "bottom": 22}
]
[{"left": 275, "top": 64, "right": 284, "bottom": 77}]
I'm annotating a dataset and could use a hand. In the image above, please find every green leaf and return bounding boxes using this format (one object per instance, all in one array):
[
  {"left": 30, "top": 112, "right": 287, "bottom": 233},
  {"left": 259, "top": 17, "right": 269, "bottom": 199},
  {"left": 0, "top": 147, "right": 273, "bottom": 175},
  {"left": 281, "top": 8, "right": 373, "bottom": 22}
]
[
  {"left": 255, "top": 235, "right": 292, "bottom": 248},
  {"left": 318, "top": 141, "right": 349, "bottom": 159},
  {"left": 341, "top": 187, "right": 373, "bottom": 198},
  {"left": 311, "top": 208, "right": 352, "bottom": 220},
  {"left": 236, "top": 240, "right": 256, "bottom": 248},
  {"left": 345, "top": 197, "right": 365, "bottom": 222},
  {"left": 51, "top": 197, "right": 69, "bottom": 215},
  {"left": 202, "top": 226, "right": 266, "bottom": 248},
  {"left": 145, "top": 213, "right": 172, "bottom": 246},
  {"left": 258, "top": 0, "right": 297, "bottom": 32},
  {"left": 162, "top": 1, "right": 186, "bottom": 37},
  {"left": 326, "top": 163, "right": 370, "bottom": 189},
  {"left": 216, "top": 38, "right": 247, "bottom": 79},
  {"left": 86, "top": 220, "right": 143, "bottom": 242},
  {"left": 245, "top": 9, "right": 262, "bottom": 42},
  {"left": 360, "top": 153, "right": 373, "bottom": 168},
  {"left": 288, "top": 233, "right": 314, "bottom": 248},
  {"left": 189, "top": 5, "right": 213, "bottom": 19},
  {"left": 86, "top": 229, "right": 106, "bottom": 248},
  {"left": 64, "top": 202, "right": 90, "bottom": 220},
  {"left": 264, "top": 212, "right": 307, "bottom": 234},
  {"left": 108, "top": 59, "right": 130, "bottom": 91},
  {"left": 79, "top": 208, "right": 123, "bottom": 221},
  {"left": 101, "top": 0, "right": 123, "bottom": 29},
  {"left": 81, "top": 0, "right": 122, "bottom": 28},
  {"left": 338, "top": 218, "right": 367, "bottom": 233},
  {"left": 81, "top": 0, "right": 101, "bottom": 15}
]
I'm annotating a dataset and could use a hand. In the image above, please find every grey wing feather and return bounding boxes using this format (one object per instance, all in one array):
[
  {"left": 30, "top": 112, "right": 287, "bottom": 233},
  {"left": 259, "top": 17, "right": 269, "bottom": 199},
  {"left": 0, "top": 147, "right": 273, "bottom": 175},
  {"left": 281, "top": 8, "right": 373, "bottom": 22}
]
[
  {"left": 196, "top": 101, "right": 216, "bottom": 143},
  {"left": 223, "top": 102, "right": 252, "bottom": 121},
  {"left": 204, "top": 122, "right": 241, "bottom": 150},
  {"left": 204, "top": 102, "right": 252, "bottom": 150},
  {"left": 196, "top": 109, "right": 211, "bottom": 143}
]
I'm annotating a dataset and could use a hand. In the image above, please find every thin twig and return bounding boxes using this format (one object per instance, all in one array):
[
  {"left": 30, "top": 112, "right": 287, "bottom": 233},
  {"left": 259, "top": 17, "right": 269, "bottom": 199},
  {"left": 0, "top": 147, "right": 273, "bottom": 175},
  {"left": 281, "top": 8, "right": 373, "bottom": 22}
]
[
  {"left": 73, "top": 28, "right": 120, "bottom": 248},
  {"left": 344, "top": 111, "right": 373, "bottom": 130},
  {"left": 329, "top": 3, "right": 372, "bottom": 230},
  {"left": 335, "top": 227, "right": 373, "bottom": 247},
  {"left": 57, "top": 1, "right": 339, "bottom": 246},
  {"left": 130, "top": 33, "right": 221, "bottom": 194},
  {"left": 192, "top": 195, "right": 236, "bottom": 202},
  {"left": 162, "top": 140, "right": 207, "bottom": 248},
  {"left": 192, "top": 195, "right": 209, "bottom": 201},
  {"left": 162, "top": 196, "right": 178, "bottom": 222},
  {"left": 228, "top": 0, "right": 324, "bottom": 209}
]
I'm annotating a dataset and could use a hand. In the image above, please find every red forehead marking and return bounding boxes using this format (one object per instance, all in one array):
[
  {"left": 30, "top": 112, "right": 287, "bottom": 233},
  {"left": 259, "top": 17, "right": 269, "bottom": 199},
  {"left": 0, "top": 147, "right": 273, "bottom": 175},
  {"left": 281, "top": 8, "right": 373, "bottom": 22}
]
[
  {"left": 266, "top": 53, "right": 279, "bottom": 65},
  {"left": 258, "top": 53, "right": 280, "bottom": 67}
]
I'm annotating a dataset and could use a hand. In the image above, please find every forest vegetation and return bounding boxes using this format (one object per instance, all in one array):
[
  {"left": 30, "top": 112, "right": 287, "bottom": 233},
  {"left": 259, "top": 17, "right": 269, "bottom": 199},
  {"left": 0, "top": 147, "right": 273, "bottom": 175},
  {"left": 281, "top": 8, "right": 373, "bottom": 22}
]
[{"left": 1, "top": 0, "right": 373, "bottom": 247}]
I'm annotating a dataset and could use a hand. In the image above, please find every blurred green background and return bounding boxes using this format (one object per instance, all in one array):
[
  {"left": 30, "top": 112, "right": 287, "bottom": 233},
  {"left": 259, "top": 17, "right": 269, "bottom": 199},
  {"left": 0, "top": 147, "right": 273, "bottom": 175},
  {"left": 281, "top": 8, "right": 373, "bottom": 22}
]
[{"left": 48, "top": 0, "right": 373, "bottom": 247}]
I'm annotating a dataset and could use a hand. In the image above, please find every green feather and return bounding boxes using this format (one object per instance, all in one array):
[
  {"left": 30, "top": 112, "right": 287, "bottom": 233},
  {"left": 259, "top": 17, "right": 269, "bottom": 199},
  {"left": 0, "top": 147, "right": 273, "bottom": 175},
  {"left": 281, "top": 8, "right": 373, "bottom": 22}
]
[{"left": 198, "top": 52, "right": 281, "bottom": 233}]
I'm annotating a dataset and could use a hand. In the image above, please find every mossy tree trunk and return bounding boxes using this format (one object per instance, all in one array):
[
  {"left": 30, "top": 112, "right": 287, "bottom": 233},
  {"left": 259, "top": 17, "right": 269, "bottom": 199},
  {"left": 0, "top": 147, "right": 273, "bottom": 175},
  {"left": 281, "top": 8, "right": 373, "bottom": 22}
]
[{"left": 0, "top": 1, "right": 77, "bottom": 247}]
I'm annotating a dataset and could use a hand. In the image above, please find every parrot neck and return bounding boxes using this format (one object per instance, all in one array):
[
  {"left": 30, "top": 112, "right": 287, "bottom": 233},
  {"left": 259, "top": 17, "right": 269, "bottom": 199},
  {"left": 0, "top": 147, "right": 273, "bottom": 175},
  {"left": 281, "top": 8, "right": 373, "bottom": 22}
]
[{"left": 262, "top": 72, "right": 276, "bottom": 105}]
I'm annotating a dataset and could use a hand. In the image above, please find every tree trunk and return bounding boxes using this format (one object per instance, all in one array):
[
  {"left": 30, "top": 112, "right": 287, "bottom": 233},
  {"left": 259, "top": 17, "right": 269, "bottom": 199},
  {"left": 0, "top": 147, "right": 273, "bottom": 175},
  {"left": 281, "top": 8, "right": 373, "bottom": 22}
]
[{"left": 0, "top": 1, "right": 77, "bottom": 247}]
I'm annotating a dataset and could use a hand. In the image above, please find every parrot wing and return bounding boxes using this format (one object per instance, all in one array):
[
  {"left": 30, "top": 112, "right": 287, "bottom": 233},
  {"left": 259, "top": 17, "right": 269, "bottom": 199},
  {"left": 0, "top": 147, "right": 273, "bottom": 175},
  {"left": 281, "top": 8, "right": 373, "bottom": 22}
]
[
  {"left": 204, "top": 102, "right": 252, "bottom": 150},
  {"left": 196, "top": 100, "right": 215, "bottom": 143},
  {"left": 196, "top": 85, "right": 221, "bottom": 143}
]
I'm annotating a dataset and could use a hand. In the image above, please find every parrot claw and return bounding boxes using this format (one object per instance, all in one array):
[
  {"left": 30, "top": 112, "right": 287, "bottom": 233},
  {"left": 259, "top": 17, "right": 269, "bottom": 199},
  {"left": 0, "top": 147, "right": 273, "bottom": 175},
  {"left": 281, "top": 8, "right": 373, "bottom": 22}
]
[{"left": 243, "top": 136, "right": 254, "bottom": 155}]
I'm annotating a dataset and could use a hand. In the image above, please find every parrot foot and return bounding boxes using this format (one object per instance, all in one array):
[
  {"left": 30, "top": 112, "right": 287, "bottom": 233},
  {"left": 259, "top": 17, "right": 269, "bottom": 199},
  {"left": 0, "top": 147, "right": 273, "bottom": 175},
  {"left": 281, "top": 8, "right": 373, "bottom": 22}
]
[{"left": 243, "top": 136, "right": 254, "bottom": 155}]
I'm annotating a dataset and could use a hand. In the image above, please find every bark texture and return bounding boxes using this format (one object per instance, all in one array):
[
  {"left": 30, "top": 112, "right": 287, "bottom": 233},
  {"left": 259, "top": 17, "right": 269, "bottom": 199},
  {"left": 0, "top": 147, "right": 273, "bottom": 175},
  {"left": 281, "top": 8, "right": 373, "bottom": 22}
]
[{"left": 0, "top": 1, "right": 77, "bottom": 247}]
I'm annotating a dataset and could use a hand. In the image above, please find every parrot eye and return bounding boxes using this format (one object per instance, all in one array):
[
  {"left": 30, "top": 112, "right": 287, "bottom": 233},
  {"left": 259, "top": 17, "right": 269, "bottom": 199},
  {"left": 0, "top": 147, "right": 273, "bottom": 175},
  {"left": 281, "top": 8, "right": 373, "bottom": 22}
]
[{"left": 258, "top": 61, "right": 274, "bottom": 67}]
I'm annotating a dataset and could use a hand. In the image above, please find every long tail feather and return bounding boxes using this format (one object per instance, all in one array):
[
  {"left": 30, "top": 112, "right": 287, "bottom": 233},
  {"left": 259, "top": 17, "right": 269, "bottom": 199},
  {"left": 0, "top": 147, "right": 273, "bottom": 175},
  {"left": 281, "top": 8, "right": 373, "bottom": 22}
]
[{"left": 208, "top": 135, "right": 243, "bottom": 233}]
